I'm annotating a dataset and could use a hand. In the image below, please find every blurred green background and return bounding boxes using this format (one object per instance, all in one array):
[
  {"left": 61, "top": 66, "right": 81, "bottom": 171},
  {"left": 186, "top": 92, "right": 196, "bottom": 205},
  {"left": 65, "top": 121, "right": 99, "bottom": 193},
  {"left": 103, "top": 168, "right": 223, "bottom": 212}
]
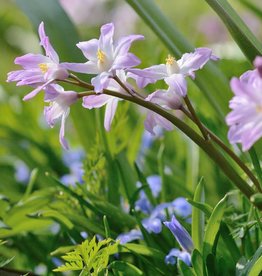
[{"left": 0, "top": 0, "right": 261, "bottom": 274}]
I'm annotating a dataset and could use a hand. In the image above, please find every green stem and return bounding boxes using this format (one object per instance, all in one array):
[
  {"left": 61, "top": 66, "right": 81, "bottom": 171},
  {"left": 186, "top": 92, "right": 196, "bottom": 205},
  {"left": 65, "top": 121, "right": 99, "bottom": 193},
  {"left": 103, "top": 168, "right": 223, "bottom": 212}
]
[
  {"left": 112, "top": 75, "right": 145, "bottom": 99},
  {"left": 249, "top": 147, "right": 262, "bottom": 191},
  {"left": 76, "top": 89, "right": 259, "bottom": 208},
  {"left": 181, "top": 107, "right": 262, "bottom": 193},
  {"left": 184, "top": 95, "right": 209, "bottom": 140}
]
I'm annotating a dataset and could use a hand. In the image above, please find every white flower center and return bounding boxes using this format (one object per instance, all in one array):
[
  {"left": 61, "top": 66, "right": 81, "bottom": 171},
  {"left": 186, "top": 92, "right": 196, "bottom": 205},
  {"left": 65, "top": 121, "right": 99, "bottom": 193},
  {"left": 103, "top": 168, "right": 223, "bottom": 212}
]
[
  {"left": 97, "top": 49, "right": 111, "bottom": 72},
  {"left": 166, "top": 54, "right": 180, "bottom": 76},
  {"left": 38, "top": 63, "right": 49, "bottom": 74}
]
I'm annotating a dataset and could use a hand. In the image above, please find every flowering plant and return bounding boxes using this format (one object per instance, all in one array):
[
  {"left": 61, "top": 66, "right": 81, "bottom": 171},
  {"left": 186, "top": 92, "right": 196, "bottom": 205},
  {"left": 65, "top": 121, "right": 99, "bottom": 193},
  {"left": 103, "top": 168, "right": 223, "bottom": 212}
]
[{"left": 1, "top": 0, "right": 262, "bottom": 275}]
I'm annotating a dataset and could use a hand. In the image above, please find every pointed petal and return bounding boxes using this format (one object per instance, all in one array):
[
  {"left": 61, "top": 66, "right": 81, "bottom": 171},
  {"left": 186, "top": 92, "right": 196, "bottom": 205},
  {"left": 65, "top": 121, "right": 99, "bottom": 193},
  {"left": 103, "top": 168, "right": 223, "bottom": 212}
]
[
  {"left": 178, "top": 47, "right": 217, "bottom": 76},
  {"left": 114, "top": 34, "right": 144, "bottom": 56},
  {"left": 62, "top": 61, "right": 99, "bottom": 74},
  {"left": 128, "top": 64, "right": 167, "bottom": 88},
  {"left": 23, "top": 79, "right": 54, "bottom": 101},
  {"left": 82, "top": 94, "right": 111, "bottom": 109},
  {"left": 112, "top": 53, "right": 141, "bottom": 70},
  {"left": 104, "top": 98, "right": 118, "bottom": 131},
  {"left": 164, "top": 215, "right": 194, "bottom": 253},
  {"left": 99, "top": 23, "right": 114, "bottom": 58},
  {"left": 144, "top": 111, "right": 173, "bottom": 135},
  {"left": 91, "top": 72, "right": 110, "bottom": 92},
  {"left": 165, "top": 74, "right": 187, "bottom": 97},
  {"left": 146, "top": 89, "right": 182, "bottom": 109},
  {"left": 38, "top": 22, "right": 59, "bottom": 63},
  {"left": 144, "top": 111, "right": 157, "bottom": 135},
  {"left": 59, "top": 111, "right": 70, "bottom": 150},
  {"left": 14, "top": 53, "right": 50, "bottom": 69},
  {"left": 76, "top": 39, "right": 99, "bottom": 61}
]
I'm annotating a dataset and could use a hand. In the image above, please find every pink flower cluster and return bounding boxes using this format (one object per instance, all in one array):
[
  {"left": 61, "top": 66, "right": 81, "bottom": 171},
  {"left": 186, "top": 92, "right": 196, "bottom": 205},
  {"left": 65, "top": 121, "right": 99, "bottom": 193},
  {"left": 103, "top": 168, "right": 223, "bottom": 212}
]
[{"left": 7, "top": 22, "right": 218, "bottom": 149}]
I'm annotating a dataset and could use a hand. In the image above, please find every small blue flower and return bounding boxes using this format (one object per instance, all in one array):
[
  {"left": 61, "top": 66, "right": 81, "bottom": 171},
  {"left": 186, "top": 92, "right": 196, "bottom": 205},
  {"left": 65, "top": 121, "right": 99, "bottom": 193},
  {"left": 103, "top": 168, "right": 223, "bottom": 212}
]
[
  {"left": 165, "top": 248, "right": 191, "bottom": 266},
  {"left": 116, "top": 229, "right": 143, "bottom": 244},
  {"left": 142, "top": 202, "right": 171, "bottom": 234},
  {"left": 60, "top": 148, "right": 85, "bottom": 186},
  {"left": 135, "top": 192, "right": 153, "bottom": 214},
  {"left": 172, "top": 197, "right": 192, "bottom": 218},
  {"left": 142, "top": 217, "right": 162, "bottom": 234},
  {"left": 164, "top": 215, "right": 193, "bottom": 253},
  {"left": 147, "top": 175, "right": 162, "bottom": 198},
  {"left": 14, "top": 161, "right": 30, "bottom": 183},
  {"left": 135, "top": 175, "right": 162, "bottom": 214},
  {"left": 62, "top": 147, "right": 85, "bottom": 166}
]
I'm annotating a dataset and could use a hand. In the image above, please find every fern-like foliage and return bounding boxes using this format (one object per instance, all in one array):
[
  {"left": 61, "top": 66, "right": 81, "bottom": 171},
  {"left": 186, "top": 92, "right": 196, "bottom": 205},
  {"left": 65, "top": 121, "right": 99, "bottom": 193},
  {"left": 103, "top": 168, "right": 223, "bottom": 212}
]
[
  {"left": 83, "top": 134, "right": 106, "bottom": 196},
  {"left": 53, "top": 236, "right": 119, "bottom": 275}
]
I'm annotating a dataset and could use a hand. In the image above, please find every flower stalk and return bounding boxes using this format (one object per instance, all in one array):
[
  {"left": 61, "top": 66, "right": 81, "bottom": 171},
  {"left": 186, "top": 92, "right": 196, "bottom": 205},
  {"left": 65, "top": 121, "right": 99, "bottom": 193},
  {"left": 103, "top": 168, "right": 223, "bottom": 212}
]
[
  {"left": 180, "top": 106, "right": 262, "bottom": 193},
  {"left": 74, "top": 80, "right": 261, "bottom": 209}
]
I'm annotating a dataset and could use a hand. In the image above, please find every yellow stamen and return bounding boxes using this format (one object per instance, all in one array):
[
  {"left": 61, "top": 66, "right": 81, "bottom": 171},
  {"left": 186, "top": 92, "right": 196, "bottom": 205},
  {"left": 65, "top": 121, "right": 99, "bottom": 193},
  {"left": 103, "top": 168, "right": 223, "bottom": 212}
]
[
  {"left": 256, "top": 105, "right": 262, "bottom": 113},
  {"left": 39, "top": 63, "right": 48, "bottom": 74},
  {"left": 166, "top": 54, "right": 175, "bottom": 65},
  {"left": 97, "top": 49, "right": 106, "bottom": 63}
]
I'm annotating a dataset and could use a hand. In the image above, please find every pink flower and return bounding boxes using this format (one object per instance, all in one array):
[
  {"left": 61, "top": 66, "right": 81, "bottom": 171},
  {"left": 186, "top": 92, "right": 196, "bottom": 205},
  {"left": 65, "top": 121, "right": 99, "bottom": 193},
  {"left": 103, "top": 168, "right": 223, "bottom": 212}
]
[
  {"left": 44, "top": 84, "right": 78, "bottom": 149},
  {"left": 144, "top": 88, "right": 182, "bottom": 135},
  {"left": 226, "top": 60, "right": 262, "bottom": 151},
  {"left": 129, "top": 48, "right": 218, "bottom": 97},
  {"left": 82, "top": 70, "right": 127, "bottom": 131},
  {"left": 7, "top": 22, "right": 69, "bottom": 101},
  {"left": 64, "top": 22, "right": 143, "bottom": 92}
]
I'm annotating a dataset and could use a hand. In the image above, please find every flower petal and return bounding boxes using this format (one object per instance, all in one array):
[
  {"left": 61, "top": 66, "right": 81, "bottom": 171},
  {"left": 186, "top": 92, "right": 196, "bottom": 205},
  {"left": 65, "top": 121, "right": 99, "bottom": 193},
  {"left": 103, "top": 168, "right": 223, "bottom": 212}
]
[
  {"left": 38, "top": 22, "right": 59, "bottom": 63},
  {"left": 164, "top": 74, "right": 187, "bottom": 97},
  {"left": 114, "top": 34, "right": 144, "bottom": 57},
  {"left": 112, "top": 53, "right": 141, "bottom": 70},
  {"left": 164, "top": 215, "right": 194, "bottom": 253},
  {"left": 76, "top": 39, "right": 99, "bottom": 61},
  {"left": 62, "top": 61, "right": 99, "bottom": 74},
  {"left": 254, "top": 56, "right": 262, "bottom": 78},
  {"left": 91, "top": 72, "right": 111, "bottom": 92},
  {"left": 178, "top": 47, "right": 217, "bottom": 77},
  {"left": 104, "top": 97, "right": 118, "bottom": 131},
  {"left": 23, "top": 79, "right": 54, "bottom": 101},
  {"left": 146, "top": 89, "right": 182, "bottom": 109},
  {"left": 99, "top": 23, "right": 114, "bottom": 58},
  {"left": 82, "top": 94, "right": 111, "bottom": 109},
  {"left": 14, "top": 53, "right": 50, "bottom": 69},
  {"left": 59, "top": 111, "right": 70, "bottom": 150}
]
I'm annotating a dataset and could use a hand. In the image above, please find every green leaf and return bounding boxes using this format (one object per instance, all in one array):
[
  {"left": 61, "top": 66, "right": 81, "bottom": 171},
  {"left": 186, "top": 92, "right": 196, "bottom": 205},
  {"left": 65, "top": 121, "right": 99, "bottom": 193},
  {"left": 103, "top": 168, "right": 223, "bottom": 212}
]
[
  {"left": 110, "top": 261, "right": 144, "bottom": 275},
  {"left": 191, "top": 249, "right": 206, "bottom": 276},
  {"left": 204, "top": 0, "right": 262, "bottom": 62},
  {"left": 203, "top": 195, "right": 227, "bottom": 259},
  {"left": 249, "top": 255, "right": 262, "bottom": 276},
  {"left": 37, "top": 210, "right": 74, "bottom": 229},
  {"left": 191, "top": 178, "right": 205, "bottom": 251},
  {"left": 126, "top": 0, "right": 231, "bottom": 120},
  {"left": 185, "top": 139, "right": 199, "bottom": 191},
  {"left": 248, "top": 147, "right": 262, "bottom": 191},
  {"left": 120, "top": 244, "right": 167, "bottom": 275},
  {"left": 237, "top": 245, "right": 262, "bottom": 276},
  {"left": 103, "top": 215, "right": 111, "bottom": 239},
  {"left": 178, "top": 260, "right": 196, "bottom": 276},
  {"left": 206, "top": 254, "right": 217, "bottom": 275},
  {"left": 187, "top": 200, "right": 212, "bottom": 217},
  {"left": 239, "top": 0, "right": 262, "bottom": 20},
  {"left": 22, "top": 168, "right": 38, "bottom": 200},
  {"left": 120, "top": 243, "right": 165, "bottom": 261},
  {"left": 0, "top": 256, "right": 15, "bottom": 268},
  {"left": 53, "top": 237, "right": 119, "bottom": 274},
  {"left": 134, "top": 162, "right": 156, "bottom": 205},
  {"left": 220, "top": 222, "right": 241, "bottom": 263}
]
